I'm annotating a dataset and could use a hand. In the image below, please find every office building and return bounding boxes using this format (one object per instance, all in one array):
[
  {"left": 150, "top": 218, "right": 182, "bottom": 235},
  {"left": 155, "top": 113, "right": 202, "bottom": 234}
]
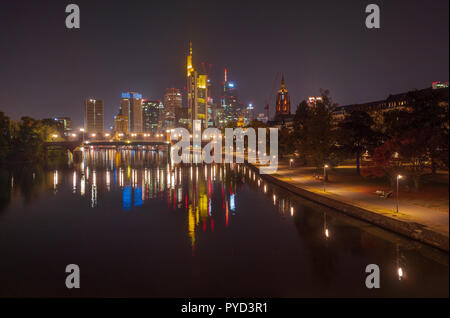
[
  {"left": 84, "top": 99, "right": 104, "bottom": 133},
  {"left": 121, "top": 92, "right": 143, "bottom": 133},
  {"left": 142, "top": 99, "right": 161, "bottom": 133},
  {"left": 53, "top": 117, "right": 72, "bottom": 136},
  {"left": 186, "top": 42, "right": 209, "bottom": 128}
]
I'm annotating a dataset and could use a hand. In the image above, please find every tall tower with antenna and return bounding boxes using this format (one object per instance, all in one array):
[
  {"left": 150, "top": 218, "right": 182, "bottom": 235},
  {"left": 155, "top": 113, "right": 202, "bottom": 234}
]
[{"left": 187, "top": 41, "right": 198, "bottom": 127}]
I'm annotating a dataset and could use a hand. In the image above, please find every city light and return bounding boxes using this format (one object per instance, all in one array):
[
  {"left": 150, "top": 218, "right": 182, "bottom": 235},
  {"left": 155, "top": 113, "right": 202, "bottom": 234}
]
[
  {"left": 397, "top": 267, "right": 404, "bottom": 280},
  {"left": 396, "top": 174, "right": 404, "bottom": 213},
  {"left": 323, "top": 164, "right": 329, "bottom": 192}
]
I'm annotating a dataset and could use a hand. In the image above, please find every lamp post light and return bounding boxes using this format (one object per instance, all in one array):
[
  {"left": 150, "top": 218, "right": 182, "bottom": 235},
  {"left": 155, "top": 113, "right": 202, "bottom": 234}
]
[
  {"left": 323, "top": 164, "right": 329, "bottom": 192},
  {"left": 289, "top": 158, "right": 294, "bottom": 168},
  {"left": 396, "top": 174, "right": 403, "bottom": 213},
  {"left": 79, "top": 128, "right": 85, "bottom": 144}
]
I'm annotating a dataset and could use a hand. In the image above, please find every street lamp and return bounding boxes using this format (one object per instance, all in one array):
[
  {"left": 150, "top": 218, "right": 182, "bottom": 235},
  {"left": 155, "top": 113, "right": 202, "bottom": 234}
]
[
  {"left": 323, "top": 164, "right": 329, "bottom": 192},
  {"left": 289, "top": 158, "right": 294, "bottom": 168},
  {"left": 396, "top": 174, "right": 403, "bottom": 213}
]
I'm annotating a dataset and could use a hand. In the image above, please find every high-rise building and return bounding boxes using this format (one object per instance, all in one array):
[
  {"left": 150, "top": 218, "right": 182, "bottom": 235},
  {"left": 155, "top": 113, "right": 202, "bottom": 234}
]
[
  {"left": 113, "top": 108, "right": 128, "bottom": 135},
  {"left": 84, "top": 99, "right": 104, "bottom": 133},
  {"left": 121, "top": 92, "right": 143, "bottom": 133},
  {"left": 175, "top": 107, "right": 190, "bottom": 128},
  {"left": 53, "top": 117, "right": 72, "bottom": 136},
  {"left": 164, "top": 88, "right": 182, "bottom": 129},
  {"left": 206, "top": 79, "right": 216, "bottom": 127},
  {"left": 220, "top": 68, "right": 241, "bottom": 126},
  {"left": 142, "top": 99, "right": 161, "bottom": 133},
  {"left": 186, "top": 42, "right": 209, "bottom": 128},
  {"left": 164, "top": 88, "right": 182, "bottom": 115},
  {"left": 275, "top": 75, "right": 291, "bottom": 118}
]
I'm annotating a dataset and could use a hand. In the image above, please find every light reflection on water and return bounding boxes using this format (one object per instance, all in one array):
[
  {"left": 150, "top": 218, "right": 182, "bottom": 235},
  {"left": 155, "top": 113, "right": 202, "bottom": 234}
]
[{"left": 0, "top": 149, "right": 448, "bottom": 297}]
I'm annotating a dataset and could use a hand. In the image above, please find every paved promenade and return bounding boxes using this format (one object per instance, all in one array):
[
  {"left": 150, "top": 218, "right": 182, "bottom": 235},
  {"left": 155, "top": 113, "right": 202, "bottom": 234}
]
[{"left": 258, "top": 162, "right": 449, "bottom": 238}]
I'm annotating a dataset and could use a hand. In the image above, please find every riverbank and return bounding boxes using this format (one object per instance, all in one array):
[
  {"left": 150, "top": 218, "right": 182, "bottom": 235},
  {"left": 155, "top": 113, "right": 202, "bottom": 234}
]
[{"left": 248, "top": 162, "right": 449, "bottom": 252}]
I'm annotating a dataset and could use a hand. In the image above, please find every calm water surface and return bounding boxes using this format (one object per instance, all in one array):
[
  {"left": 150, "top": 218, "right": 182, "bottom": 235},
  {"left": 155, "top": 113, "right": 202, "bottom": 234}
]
[{"left": 0, "top": 149, "right": 448, "bottom": 297}]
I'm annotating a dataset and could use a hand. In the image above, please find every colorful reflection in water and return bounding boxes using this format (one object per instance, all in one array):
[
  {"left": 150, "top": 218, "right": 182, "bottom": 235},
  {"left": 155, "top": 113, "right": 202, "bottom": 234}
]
[{"left": 0, "top": 149, "right": 448, "bottom": 297}]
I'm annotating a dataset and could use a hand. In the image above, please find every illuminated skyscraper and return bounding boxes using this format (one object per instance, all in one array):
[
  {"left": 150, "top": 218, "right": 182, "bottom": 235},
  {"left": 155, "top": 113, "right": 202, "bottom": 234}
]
[
  {"left": 113, "top": 108, "right": 128, "bottom": 135},
  {"left": 84, "top": 99, "right": 104, "bottom": 133},
  {"left": 164, "top": 88, "right": 182, "bottom": 129},
  {"left": 186, "top": 42, "right": 209, "bottom": 128},
  {"left": 121, "top": 92, "right": 143, "bottom": 133},
  {"left": 164, "top": 88, "right": 182, "bottom": 114},
  {"left": 142, "top": 99, "right": 161, "bottom": 133},
  {"left": 220, "top": 68, "right": 241, "bottom": 126}
]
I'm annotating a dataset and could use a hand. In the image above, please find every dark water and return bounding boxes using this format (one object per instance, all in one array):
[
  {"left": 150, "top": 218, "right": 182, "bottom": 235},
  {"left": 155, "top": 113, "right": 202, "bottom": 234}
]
[{"left": 0, "top": 149, "right": 448, "bottom": 297}]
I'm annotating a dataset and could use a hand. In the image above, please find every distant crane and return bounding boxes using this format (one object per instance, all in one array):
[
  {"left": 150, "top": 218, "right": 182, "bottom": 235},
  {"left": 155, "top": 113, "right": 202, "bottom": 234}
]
[
  {"left": 264, "top": 72, "right": 280, "bottom": 121},
  {"left": 201, "top": 62, "right": 212, "bottom": 80}
]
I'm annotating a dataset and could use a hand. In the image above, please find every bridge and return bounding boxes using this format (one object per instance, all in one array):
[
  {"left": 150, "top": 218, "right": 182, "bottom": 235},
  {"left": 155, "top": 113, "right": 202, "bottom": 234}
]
[{"left": 43, "top": 140, "right": 172, "bottom": 154}]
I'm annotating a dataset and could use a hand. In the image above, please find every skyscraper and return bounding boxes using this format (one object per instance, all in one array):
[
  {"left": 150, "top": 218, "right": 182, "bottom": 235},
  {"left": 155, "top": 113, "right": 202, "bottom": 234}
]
[
  {"left": 142, "top": 99, "right": 161, "bottom": 133},
  {"left": 84, "top": 99, "right": 104, "bottom": 133},
  {"left": 164, "top": 88, "right": 182, "bottom": 129},
  {"left": 113, "top": 108, "right": 128, "bottom": 135},
  {"left": 53, "top": 117, "right": 72, "bottom": 136},
  {"left": 186, "top": 42, "right": 209, "bottom": 128},
  {"left": 121, "top": 92, "right": 143, "bottom": 133},
  {"left": 164, "top": 88, "right": 182, "bottom": 115},
  {"left": 220, "top": 68, "right": 241, "bottom": 126}
]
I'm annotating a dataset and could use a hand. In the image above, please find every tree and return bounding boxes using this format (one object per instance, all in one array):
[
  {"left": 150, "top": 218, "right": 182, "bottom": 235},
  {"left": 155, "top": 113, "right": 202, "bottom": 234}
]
[
  {"left": 367, "top": 89, "right": 449, "bottom": 191},
  {"left": 0, "top": 111, "right": 11, "bottom": 162},
  {"left": 293, "top": 90, "right": 338, "bottom": 175},
  {"left": 361, "top": 138, "right": 402, "bottom": 188},
  {"left": 9, "top": 117, "right": 45, "bottom": 162},
  {"left": 337, "top": 110, "right": 380, "bottom": 175}
]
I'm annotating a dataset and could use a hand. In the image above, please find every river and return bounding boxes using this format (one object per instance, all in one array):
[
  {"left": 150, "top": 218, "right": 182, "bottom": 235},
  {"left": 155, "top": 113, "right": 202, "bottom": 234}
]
[{"left": 0, "top": 149, "right": 448, "bottom": 297}]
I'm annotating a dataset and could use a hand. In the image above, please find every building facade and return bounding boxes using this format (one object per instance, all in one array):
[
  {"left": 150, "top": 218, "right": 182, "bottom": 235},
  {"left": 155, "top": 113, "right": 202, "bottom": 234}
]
[
  {"left": 142, "top": 99, "right": 162, "bottom": 133},
  {"left": 186, "top": 42, "right": 210, "bottom": 128},
  {"left": 53, "top": 117, "right": 72, "bottom": 136},
  {"left": 84, "top": 99, "right": 104, "bottom": 133},
  {"left": 332, "top": 85, "right": 449, "bottom": 127},
  {"left": 220, "top": 68, "right": 242, "bottom": 126},
  {"left": 113, "top": 109, "right": 128, "bottom": 135},
  {"left": 275, "top": 75, "right": 291, "bottom": 118},
  {"left": 121, "top": 92, "right": 143, "bottom": 133}
]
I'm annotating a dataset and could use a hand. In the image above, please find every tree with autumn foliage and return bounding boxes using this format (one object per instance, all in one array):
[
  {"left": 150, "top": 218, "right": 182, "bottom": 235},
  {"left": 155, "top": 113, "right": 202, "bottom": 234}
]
[{"left": 362, "top": 89, "right": 449, "bottom": 191}]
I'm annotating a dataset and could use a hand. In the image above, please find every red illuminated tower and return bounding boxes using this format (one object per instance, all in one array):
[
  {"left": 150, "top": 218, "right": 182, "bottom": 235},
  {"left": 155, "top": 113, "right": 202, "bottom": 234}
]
[{"left": 275, "top": 74, "right": 291, "bottom": 117}]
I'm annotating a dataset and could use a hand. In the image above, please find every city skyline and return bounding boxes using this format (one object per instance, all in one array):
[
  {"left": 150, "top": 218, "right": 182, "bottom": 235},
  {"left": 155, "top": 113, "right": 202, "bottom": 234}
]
[
  {"left": 0, "top": 0, "right": 448, "bottom": 128},
  {"left": 0, "top": 0, "right": 448, "bottom": 302}
]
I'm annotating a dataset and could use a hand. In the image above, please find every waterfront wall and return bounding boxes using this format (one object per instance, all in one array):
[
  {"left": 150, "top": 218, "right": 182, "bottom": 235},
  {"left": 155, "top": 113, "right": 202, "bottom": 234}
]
[{"left": 247, "top": 164, "right": 449, "bottom": 253}]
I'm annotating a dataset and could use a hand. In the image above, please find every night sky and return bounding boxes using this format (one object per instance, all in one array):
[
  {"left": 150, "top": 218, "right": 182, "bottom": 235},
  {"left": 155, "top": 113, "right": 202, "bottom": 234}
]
[{"left": 0, "top": 0, "right": 448, "bottom": 129}]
